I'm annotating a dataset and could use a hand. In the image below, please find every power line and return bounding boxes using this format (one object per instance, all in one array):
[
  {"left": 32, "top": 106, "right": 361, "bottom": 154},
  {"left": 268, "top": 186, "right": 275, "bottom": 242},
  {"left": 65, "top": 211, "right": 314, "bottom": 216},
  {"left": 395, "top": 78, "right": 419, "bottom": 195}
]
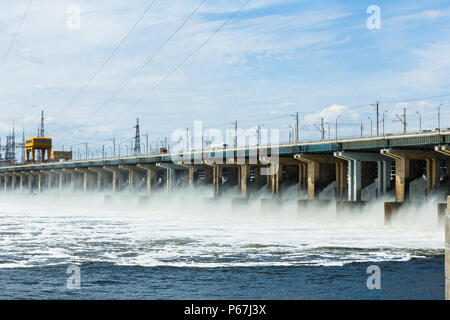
[
  {"left": 47, "top": 0, "right": 158, "bottom": 125},
  {"left": 106, "top": 0, "right": 251, "bottom": 125},
  {"left": 80, "top": 0, "right": 208, "bottom": 125},
  {"left": 0, "top": 0, "right": 33, "bottom": 69}
]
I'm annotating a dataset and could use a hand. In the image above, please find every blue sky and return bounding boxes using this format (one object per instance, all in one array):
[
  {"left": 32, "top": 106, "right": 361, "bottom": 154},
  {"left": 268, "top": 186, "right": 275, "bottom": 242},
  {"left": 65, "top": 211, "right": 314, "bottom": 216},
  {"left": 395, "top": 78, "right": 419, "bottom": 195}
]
[{"left": 0, "top": 0, "right": 450, "bottom": 156}]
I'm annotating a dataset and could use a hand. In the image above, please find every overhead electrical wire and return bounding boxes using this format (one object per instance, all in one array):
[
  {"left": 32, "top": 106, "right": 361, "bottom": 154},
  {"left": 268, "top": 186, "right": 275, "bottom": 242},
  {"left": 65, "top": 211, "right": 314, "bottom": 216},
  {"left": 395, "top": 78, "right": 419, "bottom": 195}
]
[
  {"left": 0, "top": 0, "right": 33, "bottom": 69},
  {"left": 80, "top": 0, "right": 209, "bottom": 124},
  {"left": 47, "top": 0, "right": 158, "bottom": 126},
  {"left": 105, "top": 0, "right": 251, "bottom": 125}
]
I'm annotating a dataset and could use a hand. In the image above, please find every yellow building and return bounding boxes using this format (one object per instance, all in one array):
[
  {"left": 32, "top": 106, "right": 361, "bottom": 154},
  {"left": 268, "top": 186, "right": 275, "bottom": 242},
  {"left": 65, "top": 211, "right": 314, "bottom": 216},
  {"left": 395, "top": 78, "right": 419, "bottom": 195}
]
[
  {"left": 25, "top": 137, "right": 52, "bottom": 163},
  {"left": 50, "top": 150, "right": 72, "bottom": 161}
]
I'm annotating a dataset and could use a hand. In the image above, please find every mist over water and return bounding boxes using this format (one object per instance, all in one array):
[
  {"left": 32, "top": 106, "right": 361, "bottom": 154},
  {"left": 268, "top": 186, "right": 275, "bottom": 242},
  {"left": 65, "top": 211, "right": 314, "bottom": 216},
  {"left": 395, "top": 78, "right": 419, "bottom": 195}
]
[{"left": 0, "top": 182, "right": 444, "bottom": 271}]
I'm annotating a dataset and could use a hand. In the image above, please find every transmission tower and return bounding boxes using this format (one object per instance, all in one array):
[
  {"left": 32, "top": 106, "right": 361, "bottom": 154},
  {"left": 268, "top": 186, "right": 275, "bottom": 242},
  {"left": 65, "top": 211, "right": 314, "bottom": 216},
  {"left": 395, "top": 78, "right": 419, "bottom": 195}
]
[
  {"left": 134, "top": 118, "right": 141, "bottom": 155},
  {"left": 21, "top": 127, "right": 25, "bottom": 162},
  {"left": 40, "top": 110, "right": 45, "bottom": 137}
]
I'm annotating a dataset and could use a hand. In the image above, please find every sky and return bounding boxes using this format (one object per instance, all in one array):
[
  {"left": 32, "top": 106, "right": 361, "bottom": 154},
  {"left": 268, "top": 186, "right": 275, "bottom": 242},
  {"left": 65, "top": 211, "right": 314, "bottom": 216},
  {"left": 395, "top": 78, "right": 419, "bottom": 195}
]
[{"left": 0, "top": 0, "right": 450, "bottom": 158}]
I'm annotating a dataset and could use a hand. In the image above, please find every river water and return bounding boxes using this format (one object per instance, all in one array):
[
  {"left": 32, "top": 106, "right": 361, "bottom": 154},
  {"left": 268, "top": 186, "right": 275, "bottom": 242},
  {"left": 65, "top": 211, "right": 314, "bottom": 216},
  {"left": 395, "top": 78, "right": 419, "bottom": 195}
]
[{"left": 0, "top": 188, "right": 445, "bottom": 299}]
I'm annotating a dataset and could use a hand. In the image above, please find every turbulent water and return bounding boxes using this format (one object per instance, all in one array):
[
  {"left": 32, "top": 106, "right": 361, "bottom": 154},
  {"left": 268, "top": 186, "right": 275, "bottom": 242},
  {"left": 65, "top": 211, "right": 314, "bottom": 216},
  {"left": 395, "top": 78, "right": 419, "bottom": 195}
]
[{"left": 0, "top": 185, "right": 445, "bottom": 299}]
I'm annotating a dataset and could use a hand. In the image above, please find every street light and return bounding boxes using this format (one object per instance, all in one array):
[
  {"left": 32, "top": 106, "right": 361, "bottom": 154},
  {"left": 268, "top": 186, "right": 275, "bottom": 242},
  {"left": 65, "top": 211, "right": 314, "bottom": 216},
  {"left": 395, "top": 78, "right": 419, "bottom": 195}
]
[
  {"left": 438, "top": 103, "right": 443, "bottom": 130},
  {"left": 335, "top": 115, "right": 341, "bottom": 141},
  {"left": 416, "top": 111, "right": 422, "bottom": 133},
  {"left": 368, "top": 117, "right": 373, "bottom": 136}
]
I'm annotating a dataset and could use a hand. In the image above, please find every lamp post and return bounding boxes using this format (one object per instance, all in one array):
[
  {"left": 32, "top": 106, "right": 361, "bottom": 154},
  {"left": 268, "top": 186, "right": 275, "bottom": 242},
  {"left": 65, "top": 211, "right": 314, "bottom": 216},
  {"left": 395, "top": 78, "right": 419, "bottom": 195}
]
[
  {"left": 335, "top": 115, "right": 341, "bottom": 141},
  {"left": 368, "top": 117, "right": 373, "bottom": 136},
  {"left": 438, "top": 104, "right": 443, "bottom": 130},
  {"left": 416, "top": 111, "right": 422, "bottom": 133}
]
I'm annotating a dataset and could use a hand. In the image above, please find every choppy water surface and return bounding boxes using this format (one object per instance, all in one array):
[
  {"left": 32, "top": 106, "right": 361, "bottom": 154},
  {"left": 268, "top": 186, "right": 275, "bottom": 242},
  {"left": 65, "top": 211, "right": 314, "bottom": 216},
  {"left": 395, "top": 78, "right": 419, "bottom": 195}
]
[{"left": 0, "top": 190, "right": 445, "bottom": 299}]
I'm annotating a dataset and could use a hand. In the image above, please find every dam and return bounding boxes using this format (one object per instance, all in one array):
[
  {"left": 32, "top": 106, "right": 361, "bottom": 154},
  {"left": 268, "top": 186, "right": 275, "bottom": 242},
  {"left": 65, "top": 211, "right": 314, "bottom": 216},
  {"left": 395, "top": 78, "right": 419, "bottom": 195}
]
[
  {"left": 1, "top": 129, "right": 449, "bottom": 299},
  {"left": 1, "top": 130, "right": 449, "bottom": 216}
]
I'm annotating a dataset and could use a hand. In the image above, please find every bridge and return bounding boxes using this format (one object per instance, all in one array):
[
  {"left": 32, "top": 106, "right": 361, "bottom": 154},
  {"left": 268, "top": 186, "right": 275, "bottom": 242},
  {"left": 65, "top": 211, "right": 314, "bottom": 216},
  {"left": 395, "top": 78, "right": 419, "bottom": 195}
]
[
  {"left": 0, "top": 128, "right": 449, "bottom": 218},
  {"left": 0, "top": 130, "right": 449, "bottom": 202},
  {"left": 1, "top": 129, "right": 450, "bottom": 298}
]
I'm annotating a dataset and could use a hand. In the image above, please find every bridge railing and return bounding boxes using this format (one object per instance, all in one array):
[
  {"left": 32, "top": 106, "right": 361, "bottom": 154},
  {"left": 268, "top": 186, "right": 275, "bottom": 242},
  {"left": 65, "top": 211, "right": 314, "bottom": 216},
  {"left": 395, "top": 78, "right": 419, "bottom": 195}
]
[{"left": 2, "top": 128, "right": 449, "bottom": 166}]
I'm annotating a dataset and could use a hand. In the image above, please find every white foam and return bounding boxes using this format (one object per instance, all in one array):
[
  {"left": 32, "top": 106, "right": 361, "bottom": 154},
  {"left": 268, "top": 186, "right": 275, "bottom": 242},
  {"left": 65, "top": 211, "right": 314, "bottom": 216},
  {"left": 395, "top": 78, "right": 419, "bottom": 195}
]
[{"left": 0, "top": 187, "right": 444, "bottom": 268}]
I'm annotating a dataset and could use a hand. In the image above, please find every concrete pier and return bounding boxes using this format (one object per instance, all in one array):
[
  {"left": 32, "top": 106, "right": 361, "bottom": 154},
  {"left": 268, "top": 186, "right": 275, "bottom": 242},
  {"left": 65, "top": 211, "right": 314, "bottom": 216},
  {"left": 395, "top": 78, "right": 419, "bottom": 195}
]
[
  {"left": 381, "top": 149, "right": 444, "bottom": 202},
  {"left": 335, "top": 200, "right": 369, "bottom": 214},
  {"left": 334, "top": 151, "right": 391, "bottom": 201},
  {"left": 294, "top": 155, "right": 341, "bottom": 200},
  {"left": 384, "top": 201, "right": 405, "bottom": 224}
]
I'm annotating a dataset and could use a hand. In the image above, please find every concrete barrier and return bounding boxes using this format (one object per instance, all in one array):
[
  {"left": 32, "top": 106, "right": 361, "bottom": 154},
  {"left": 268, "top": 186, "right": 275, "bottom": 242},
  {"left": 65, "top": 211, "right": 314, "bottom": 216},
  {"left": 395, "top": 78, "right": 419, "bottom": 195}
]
[
  {"left": 261, "top": 198, "right": 282, "bottom": 214},
  {"left": 336, "top": 201, "right": 368, "bottom": 215},
  {"left": 203, "top": 197, "right": 226, "bottom": 209},
  {"left": 231, "top": 197, "right": 249, "bottom": 209},
  {"left": 297, "top": 199, "right": 333, "bottom": 217},
  {"left": 384, "top": 201, "right": 404, "bottom": 225},
  {"left": 138, "top": 196, "right": 151, "bottom": 207}
]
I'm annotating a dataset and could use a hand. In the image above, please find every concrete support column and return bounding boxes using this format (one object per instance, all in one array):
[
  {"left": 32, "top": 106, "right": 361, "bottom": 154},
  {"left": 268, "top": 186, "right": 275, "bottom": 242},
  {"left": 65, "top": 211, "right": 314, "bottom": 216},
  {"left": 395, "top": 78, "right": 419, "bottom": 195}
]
[
  {"left": 11, "top": 174, "right": 16, "bottom": 191},
  {"left": 166, "top": 168, "right": 174, "bottom": 192},
  {"left": 335, "top": 152, "right": 392, "bottom": 201},
  {"left": 28, "top": 174, "right": 34, "bottom": 193},
  {"left": 397, "top": 157, "right": 409, "bottom": 202},
  {"left": 425, "top": 159, "right": 441, "bottom": 194},
  {"left": 38, "top": 174, "right": 43, "bottom": 193},
  {"left": 383, "top": 161, "right": 390, "bottom": 194},
  {"left": 298, "top": 163, "right": 307, "bottom": 191},
  {"left": 119, "top": 165, "right": 138, "bottom": 192},
  {"left": 62, "top": 169, "right": 76, "bottom": 191},
  {"left": 213, "top": 165, "right": 223, "bottom": 197},
  {"left": 433, "top": 159, "right": 441, "bottom": 191},
  {"left": 59, "top": 173, "right": 64, "bottom": 191},
  {"left": 51, "top": 170, "right": 65, "bottom": 192},
  {"left": 353, "top": 160, "right": 361, "bottom": 201},
  {"left": 19, "top": 174, "right": 24, "bottom": 192},
  {"left": 47, "top": 173, "right": 52, "bottom": 190},
  {"left": 89, "top": 168, "right": 108, "bottom": 192},
  {"left": 335, "top": 162, "right": 347, "bottom": 200},
  {"left": 4, "top": 174, "right": 8, "bottom": 191},
  {"left": 137, "top": 164, "right": 159, "bottom": 196},
  {"left": 104, "top": 167, "right": 121, "bottom": 193},
  {"left": 239, "top": 164, "right": 249, "bottom": 198},
  {"left": 30, "top": 171, "right": 43, "bottom": 193},
  {"left": 381, "top": 149, "right": 442, "bottom": 202},
  {"left": 268, "top": 164, "right": 282, "bottom": 195},
  {"left": 188, "top": 166, "right": 196, "bottom": 189},
  {"left": 0, "top": 175, "right": 7, "bottom": 191},
  {"left": 378, "top": 161, "right": 391, "bottom": 197},
  {"left": 294, "top": 155, "right": 338, "bottom": 200},
  {"left": 21, "top": 172, "right": 33, "bottom": 193},
  {"left": 75, "top": 168, "right": 96, "bottom": 192}
]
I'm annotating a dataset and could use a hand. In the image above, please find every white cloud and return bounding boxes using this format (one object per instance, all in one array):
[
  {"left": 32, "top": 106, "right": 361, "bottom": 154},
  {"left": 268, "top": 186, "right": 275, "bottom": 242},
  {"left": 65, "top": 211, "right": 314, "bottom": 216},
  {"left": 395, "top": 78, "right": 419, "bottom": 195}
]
[
  {"left": 304, "top": 104, "right": 358, "bottom": 123},
  {"left": 32, "top": 82, "right": 56, "bottom": 89},
  {"left": 277, "top": 101, "right": 294, "bottom": 108}
]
